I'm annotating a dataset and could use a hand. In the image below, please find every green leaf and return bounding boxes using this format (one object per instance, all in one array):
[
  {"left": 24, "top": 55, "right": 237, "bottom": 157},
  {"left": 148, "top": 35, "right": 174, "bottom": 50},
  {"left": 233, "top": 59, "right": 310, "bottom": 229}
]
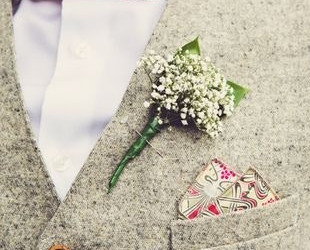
[
  {"left": 227, "top": 81, "right": 249, "bottom": 107},
  {"left": 180, "top": 36, "right": 201, "bottom": 56}
]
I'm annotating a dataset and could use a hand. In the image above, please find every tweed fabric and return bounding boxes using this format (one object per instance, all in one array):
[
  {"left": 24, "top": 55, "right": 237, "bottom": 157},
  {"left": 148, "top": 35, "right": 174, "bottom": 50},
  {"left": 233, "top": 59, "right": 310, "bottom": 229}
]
[
  {"left": 0, "top": 1, "right": 60, "bottom": 249},
  {"left": 1, "top": 0, "right": 310, "bottom": 249},
  {"left": 205, "top": 225, "right": 300, "bottom": 250},
  {"left": 171, "top": 195, "right": 299, "bottom": 249}
]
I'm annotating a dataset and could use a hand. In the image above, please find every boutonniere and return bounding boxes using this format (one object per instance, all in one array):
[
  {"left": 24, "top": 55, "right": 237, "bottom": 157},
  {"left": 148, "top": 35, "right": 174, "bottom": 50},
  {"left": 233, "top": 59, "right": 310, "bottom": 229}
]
[{"left": 108, "top": 37, "right": 249, "bottom": 193}]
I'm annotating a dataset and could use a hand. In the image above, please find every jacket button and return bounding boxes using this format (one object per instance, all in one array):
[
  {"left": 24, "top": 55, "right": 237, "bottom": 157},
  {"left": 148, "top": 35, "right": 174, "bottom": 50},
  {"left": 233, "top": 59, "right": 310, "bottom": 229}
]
[{"left": 49, "top": 244, "right": 70, "bottom": 250}]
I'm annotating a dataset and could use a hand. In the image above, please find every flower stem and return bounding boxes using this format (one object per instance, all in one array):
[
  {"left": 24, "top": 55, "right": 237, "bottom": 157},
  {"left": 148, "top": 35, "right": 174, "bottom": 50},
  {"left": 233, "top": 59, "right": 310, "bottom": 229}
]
[{"left": 108, "top": 117, "right": 160, "bottom": 193}]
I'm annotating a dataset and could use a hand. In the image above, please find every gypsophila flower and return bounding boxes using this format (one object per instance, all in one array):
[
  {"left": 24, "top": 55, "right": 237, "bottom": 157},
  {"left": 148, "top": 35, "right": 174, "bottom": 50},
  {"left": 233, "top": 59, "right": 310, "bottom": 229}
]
[
  {"left": 143, "top": 101, "right": 150, "bottom": 108},
  {"left": 139, "top": 49, "right": 235, "bottom": 138}
]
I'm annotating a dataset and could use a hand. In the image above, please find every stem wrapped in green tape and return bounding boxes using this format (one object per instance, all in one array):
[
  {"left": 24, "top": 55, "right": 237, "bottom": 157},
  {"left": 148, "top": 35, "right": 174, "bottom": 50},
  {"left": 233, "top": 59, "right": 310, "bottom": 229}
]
[{"left": 108, "top": 117, "right": 160, "bottom": 193}]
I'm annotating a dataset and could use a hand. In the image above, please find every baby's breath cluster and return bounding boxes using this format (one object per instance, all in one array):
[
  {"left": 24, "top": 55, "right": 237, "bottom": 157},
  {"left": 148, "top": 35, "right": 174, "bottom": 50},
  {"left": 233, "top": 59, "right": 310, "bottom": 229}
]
[{"left": 139, "top": 49, "right": 234, "bottom": 138}]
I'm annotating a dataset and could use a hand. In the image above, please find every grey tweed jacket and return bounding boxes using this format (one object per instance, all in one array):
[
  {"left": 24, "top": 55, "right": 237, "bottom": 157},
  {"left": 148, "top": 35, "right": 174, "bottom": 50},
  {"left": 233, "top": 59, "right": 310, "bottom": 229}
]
[{"left": 1, "top": 0, "right": 310, "bottom": 249}]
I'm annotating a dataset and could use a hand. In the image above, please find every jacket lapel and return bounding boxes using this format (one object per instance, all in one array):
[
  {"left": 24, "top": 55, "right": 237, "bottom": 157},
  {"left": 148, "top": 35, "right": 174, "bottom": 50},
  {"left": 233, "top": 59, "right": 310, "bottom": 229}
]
[{"left": 0, "top": 1, "right": 60, "bottom": 249}]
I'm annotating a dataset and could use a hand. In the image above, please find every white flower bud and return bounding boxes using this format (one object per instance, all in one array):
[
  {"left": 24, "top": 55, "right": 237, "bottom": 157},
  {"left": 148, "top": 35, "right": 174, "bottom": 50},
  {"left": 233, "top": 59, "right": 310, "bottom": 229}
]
[
  {"left": 181, "top": 120, "right": 188, "bottom": 126},
  {"left": 159, "top": 77, "right": 166, "bottom": 84},
  {"left": 157, "top": 85, "right": 165, "bottom": 92},
  {"left": 143, "top": 101, "right": 150, "bottom": 108},
  {"left": 198, "top": 112, "right": 205, "bottom": 119},
  {"left": 180, "top": 113, "right": 186, "bottom": 119},
  {"left": 166, "top": 103, "right": 171, "bottom": 110},
  {"left": 184, "top": 98, "right": 190, "bottom": 103},
  {"left": 181, "top": 107, "right": 188, "bottom": 113}
]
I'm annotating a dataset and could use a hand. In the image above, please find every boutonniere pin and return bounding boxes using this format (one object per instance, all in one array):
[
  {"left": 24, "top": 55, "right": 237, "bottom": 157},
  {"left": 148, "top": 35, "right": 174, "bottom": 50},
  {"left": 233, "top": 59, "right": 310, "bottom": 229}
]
[{"left": 108, "top": 37, "right": 249, "bottom": 193}]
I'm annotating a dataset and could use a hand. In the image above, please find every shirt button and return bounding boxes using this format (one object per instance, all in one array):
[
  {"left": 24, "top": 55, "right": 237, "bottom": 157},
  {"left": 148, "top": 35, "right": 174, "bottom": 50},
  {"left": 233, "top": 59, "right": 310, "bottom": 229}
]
[
  {"left": 51, "top": 155, "right": 71, "bottom": 172},
  {"left": 49, "top": 244, "right": 70, "bottom": 250},
  {"left": 72, "top": 41, "right": 91, "bottom": 59}
]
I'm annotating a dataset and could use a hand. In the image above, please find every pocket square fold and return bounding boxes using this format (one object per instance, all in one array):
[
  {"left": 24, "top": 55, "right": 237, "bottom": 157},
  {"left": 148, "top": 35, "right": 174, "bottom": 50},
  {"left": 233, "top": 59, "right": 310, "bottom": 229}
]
[
  {"left": 178, "top": 159, "right": 241, "bottom": 219},
  {"left": 178, "top": 160, "right": 280, "bottom": 220},
  {"left": 205, "top": 167, "right": 280, "bottom": 217}
]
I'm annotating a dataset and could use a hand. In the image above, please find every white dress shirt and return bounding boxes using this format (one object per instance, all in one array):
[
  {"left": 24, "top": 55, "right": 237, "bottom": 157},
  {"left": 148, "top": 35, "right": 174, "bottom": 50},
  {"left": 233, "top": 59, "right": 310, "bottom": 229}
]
[{"left": 13, "top": 0, "right": 166, "bottom": 200}]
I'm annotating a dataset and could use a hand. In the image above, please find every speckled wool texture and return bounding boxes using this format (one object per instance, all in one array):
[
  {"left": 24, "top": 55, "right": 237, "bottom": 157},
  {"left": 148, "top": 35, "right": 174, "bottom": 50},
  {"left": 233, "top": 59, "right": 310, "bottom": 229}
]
[
  {"left": 171, "top": 195, "right": 299, "bottom": 250},
  {"left": 1, "top": 0, "right": 310, "bottom": 249},
  {"left": 205, "top": 225, "right": 300, "bottom": 250},
  {"left": 0, "top": 1, "right": 60, "bottom": 249}
]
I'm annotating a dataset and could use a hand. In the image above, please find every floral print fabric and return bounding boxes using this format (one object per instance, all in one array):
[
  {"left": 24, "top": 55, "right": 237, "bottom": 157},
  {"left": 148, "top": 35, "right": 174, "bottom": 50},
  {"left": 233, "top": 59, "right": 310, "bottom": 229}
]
[{"left": 178, "top": 159, "right": 280, "bottom": 219}]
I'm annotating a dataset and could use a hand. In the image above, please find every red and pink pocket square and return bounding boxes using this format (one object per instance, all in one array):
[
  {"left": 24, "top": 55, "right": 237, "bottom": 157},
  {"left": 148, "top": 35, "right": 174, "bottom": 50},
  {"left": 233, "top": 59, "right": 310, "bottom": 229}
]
[{"left": 178, "top": 159, "right": 280, "bottom": 220}]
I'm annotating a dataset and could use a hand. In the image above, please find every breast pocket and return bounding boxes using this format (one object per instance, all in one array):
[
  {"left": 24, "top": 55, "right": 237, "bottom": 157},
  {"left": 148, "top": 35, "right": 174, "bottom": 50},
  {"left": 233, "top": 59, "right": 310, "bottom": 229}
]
[{"left": 170, "top": 195, "right": 300, "bottom": 250}]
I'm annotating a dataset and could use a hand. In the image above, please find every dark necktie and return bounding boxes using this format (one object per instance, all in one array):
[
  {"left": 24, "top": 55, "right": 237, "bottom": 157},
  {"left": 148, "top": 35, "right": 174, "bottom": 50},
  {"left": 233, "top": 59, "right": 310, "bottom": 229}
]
[{"left": 12, "top": 0, "right": 22, "bottom": 15}]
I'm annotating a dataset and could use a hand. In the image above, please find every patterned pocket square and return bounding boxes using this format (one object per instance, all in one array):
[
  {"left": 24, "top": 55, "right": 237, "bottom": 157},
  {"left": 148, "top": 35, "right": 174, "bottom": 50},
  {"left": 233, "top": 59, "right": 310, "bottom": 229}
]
[
  {"left": 206, "top": 167, "right": 280, "bottom": 216},
  {"left": 178, "top": 160, "right": 280, "bottom": 220},
  {"left": 178, "top": 159, "right": 241, "bottom": 219}
]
